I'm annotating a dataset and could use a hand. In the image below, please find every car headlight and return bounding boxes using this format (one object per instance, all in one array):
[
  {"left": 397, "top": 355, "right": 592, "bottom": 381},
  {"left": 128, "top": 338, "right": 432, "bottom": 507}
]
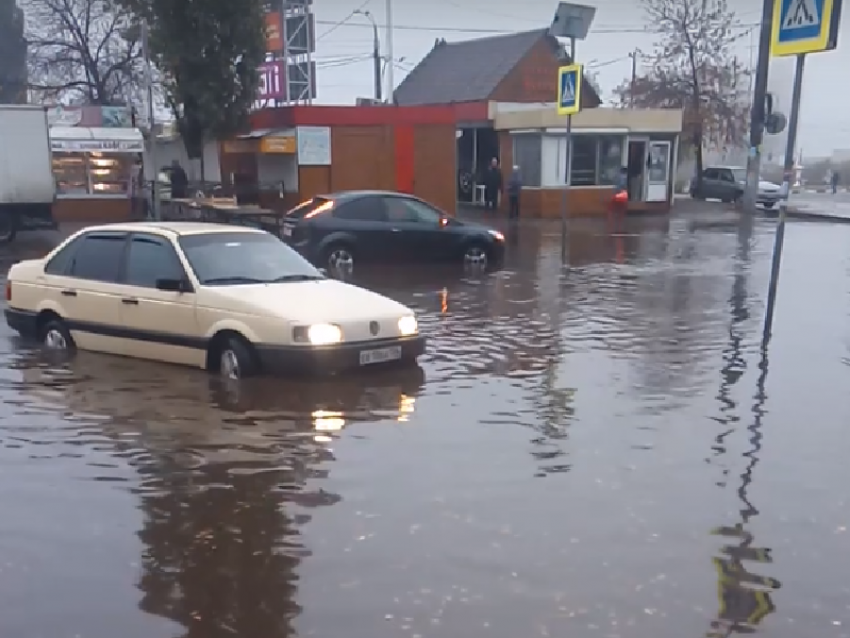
[
  {"left": 398, "top": 315, "right": 418, "bottom": 336},
  {"left": 488, "top": 229, "right": 504, "bottom": 241},
  {"left": 307, "top": 323, "right": 342, "bottom": 345}
]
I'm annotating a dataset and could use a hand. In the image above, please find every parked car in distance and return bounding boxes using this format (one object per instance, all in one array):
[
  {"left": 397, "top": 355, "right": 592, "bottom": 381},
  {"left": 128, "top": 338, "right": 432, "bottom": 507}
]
[
  {"left": 281, "top": 190, "right": 506, "bottom": 271},
  {"left": 5, "top": 222, "right": 425, "bottom": 379},
  {"left": 690, "top": 166, "right": 782, "bottom": 208}
]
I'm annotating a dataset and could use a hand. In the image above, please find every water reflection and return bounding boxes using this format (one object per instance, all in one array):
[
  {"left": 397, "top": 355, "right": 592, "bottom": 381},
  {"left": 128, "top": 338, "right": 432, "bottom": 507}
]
[
  {"left": 8, "top": 349, "right": 425, "bottom": 638},
  {"left": 708, "top": 251, "right": 780, "bottom": 635}
]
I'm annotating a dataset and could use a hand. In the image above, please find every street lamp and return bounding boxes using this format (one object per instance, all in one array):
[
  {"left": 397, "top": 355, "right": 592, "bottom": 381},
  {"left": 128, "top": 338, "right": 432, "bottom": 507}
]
[
  {"left": 353, "top": 9, "right": 382, "bottom": 101},
  {"left": 549, "top": 2, "right": 596, "bottom": 260}
]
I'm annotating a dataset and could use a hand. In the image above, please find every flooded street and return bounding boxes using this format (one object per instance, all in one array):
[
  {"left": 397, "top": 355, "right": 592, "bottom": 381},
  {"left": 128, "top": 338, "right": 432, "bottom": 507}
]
[{"left": 2, "top": 213, "right": 850, "bottom": 638}]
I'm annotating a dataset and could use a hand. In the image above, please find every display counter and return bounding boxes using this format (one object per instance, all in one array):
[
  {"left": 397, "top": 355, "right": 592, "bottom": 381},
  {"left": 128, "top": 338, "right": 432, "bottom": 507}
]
[{"left": 49, "top": 126, "right": 143, "bottom": 222}]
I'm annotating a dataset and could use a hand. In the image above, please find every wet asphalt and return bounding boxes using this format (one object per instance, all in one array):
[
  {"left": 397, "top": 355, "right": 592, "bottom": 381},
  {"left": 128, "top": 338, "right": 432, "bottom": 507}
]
[{"left": 1, "top": 209, "right": 850, "bottom": 638}]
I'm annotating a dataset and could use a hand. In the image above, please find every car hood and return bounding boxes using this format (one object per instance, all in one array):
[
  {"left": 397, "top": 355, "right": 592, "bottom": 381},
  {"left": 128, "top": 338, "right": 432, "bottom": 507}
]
[
  {"left": 200, "top": 278, "right": 412, "bottom": 323},
  {"left": 759, "top": 180, "right": 780, "bottom": 191},
  {"left": 448, "top": 218, "right": 497, "bottom": 234}
]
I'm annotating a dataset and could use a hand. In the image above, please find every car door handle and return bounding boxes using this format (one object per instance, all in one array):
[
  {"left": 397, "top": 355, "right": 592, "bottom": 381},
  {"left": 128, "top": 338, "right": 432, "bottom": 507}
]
[
  {"left": 121, "top": 298, "right": 139, "bottom": 305},
  {"left": 61, "top": 289, "right": 76, "bottom": 297}
]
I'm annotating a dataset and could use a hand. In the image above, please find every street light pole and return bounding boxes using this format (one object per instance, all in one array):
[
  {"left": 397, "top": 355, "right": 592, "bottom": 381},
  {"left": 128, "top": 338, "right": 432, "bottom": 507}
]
[
  {"left": 385, "top": 0, "right": 394, "bottom": 102},
  {"left": 355, "top": 10, "right": 382, "bottom": 102}
]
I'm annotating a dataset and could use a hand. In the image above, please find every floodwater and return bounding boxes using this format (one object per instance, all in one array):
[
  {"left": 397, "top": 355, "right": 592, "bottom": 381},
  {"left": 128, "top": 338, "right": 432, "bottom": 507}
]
[{"left": 1, "top": 213, "right": 850, "bottom": 638}]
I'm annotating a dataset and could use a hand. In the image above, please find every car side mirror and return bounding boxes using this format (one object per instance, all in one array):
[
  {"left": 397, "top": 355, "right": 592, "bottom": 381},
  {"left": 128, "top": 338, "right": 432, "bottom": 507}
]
[{"left": 156, "top": 278, "right": 190, "bottom": 292}]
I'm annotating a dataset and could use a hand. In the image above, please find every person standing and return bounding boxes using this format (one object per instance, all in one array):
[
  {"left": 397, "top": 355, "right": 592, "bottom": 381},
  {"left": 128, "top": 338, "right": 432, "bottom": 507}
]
[
  {"left": 507, "top": 165, "right": 522, "bottom": 220},
  {"left": 831, "top": 171, "right": 840, "bottom": 194},
  {"left": 483, "top": 157, "right": 503, "bottom": 211},
  {"left": 169, "top": 159, "right": 189, "bottom": 200}
]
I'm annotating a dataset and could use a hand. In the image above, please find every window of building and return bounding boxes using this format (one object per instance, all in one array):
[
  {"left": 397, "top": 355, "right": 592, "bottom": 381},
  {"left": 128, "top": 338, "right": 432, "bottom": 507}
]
[
  {"left": 545, "top": 134, "right": 626, "bottom": 186},
  {"left": 511, "top": 134, "right": 542, "bottom": 186}
]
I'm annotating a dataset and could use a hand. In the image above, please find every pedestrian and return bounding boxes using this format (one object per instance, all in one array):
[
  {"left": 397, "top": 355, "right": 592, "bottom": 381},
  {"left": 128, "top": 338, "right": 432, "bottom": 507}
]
[
  {"left": 832, "top": 171, "right": 840, "bottom": 194},
  {"left": 169, "top": 159, "right": 189, "bottom": 200},
  {"left": 483, "top": 157, "right": 502, "bottom": 212},
  {"left": 507, "top": 165, "right": 522, "bottom": 220},
  {"left": 609, "top": 166, "right": 629, "bottom": 230}
]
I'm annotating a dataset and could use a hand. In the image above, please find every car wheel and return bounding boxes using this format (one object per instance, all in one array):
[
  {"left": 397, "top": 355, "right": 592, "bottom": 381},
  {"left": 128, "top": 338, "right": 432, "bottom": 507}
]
[
  {"left": 40, "top": 318, "right": 74, "bottom": 350},
  {"left": 0, "top": 215, "right": 19, "bottom": 244},
  {"left": 324, "top": 244, "right": 355, "bottom": 273},
  {"left": 763, "top": 201, "right": 775, "bottom": 209},
  {"left": 463, "top": 242, "right": 489, "bottom": 267},
  {"left": 219, "top": 337, "right": 259, "bottom": 380}
]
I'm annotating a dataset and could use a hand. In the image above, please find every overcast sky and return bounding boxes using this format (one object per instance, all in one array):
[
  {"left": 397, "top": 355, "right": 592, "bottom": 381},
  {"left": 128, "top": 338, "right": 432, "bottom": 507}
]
[{"left": 307, "top": 0, "right": 850, "bottom": 158}]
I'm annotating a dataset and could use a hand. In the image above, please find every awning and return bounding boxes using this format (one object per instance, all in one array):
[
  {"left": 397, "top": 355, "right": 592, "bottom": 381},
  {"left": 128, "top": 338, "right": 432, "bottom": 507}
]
[
  {"left": 50, "top": 126, "right": 144, "bottom": 153},
  {"left": 231, "top": 128, "right": 296, "bottom": 153}
]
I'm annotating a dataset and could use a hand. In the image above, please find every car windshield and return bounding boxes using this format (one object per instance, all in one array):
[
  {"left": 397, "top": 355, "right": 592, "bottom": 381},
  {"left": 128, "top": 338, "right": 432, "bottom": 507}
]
[
  {"left": 731, "top": 168, "right": 747, "bottom": 182},
  {"left": 178, "top": 232, "right": 324, "bottom": 286}
]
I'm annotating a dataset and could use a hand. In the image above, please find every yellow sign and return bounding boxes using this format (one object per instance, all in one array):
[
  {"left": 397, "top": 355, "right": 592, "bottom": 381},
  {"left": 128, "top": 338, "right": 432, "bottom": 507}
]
[
  {"left": 556, "top": 64, "right": 582, "bottom": 116},
  {"left": 260, "top": 136, "right": 296, "bottom": 154},
  {"left": 770, "top": 0, "right": 841, "bottom": 57}
]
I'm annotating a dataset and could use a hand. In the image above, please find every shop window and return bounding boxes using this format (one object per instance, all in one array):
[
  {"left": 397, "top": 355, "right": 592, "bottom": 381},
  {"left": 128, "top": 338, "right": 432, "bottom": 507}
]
[
  {"left": 511, "top": 134, "right": 542, "bottom": 187},
  {"left": 567, "top": 135, "right": 625, "bottom": 186},
  {"left": 52, "top": 152, "right": 134, "bottom": 195}
]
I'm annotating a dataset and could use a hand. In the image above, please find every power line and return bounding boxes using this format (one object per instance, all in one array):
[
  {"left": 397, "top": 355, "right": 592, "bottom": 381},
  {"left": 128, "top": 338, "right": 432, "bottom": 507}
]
[
  {"left": 316, "top": 0, "right": 371, "bottom": 42},
  {"left": 314, "top": 19, "right": 761, "bottom": 36}
]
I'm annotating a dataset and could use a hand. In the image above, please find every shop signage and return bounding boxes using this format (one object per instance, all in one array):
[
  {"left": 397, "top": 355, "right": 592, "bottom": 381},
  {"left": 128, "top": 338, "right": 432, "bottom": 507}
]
[
  {"left": 47, "top": 105, "right": 134, "bottom": 128},
  {"left": 222, "top": 139, "right": 258, "bottom": 154},
  {"left": 260, "top": 135, "right": 295, "bottom": 153},
  {"left": 258, "top": 61, "right": 285, "bottom": 99},
  {"left": 265, "top": 12, "right": 283, "bottom": 52},
  {"left": 51, "top": 139, "right": 144, "bottom": 152}
]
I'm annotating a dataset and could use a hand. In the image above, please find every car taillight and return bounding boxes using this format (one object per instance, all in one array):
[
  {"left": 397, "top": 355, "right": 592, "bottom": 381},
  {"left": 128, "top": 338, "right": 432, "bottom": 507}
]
[{"left": 5, "top": 280, "right": 11, "bottom": 302}]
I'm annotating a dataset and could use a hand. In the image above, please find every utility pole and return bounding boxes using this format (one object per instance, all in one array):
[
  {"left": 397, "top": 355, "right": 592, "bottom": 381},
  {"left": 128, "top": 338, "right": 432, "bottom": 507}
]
[
  {"left": 372, "top": 20, "right": 382, "bottom": 101},
  {"left": 141, "top": 20, "right": 158, "bottom": 219},
  {"left": 385, "top": 0, "right": 394, "bottom": 103},
  {"left": 628, "top": 49, "right": 638, "bottom": 106},
  {"left": 742, "top": 0, "right": 776, "bottom": 211}
]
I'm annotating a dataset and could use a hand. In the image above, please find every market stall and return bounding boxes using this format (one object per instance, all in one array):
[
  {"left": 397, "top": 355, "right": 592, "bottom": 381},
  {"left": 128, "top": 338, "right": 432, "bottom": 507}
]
[{"left": 50, "top": 125, "right": 144, "bottom": 222}]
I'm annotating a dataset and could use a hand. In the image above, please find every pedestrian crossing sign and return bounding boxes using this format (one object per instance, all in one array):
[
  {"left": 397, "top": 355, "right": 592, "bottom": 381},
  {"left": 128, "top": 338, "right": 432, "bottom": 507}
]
[
  {"left": 557, "top": 64, "right": 582, "bottom": 116},
  {"left": 771, "top": 0, "right": 843, "bottom": 56}
]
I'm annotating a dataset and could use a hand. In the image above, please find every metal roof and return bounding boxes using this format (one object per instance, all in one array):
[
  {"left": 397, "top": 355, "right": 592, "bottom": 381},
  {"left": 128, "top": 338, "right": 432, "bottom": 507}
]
[{"left": 392, "top": 29, "right": 550, "bottom": 106}]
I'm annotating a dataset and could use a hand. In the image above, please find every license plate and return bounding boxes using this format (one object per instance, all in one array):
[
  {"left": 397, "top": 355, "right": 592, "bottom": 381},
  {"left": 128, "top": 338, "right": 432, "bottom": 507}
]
[
  {"left": 359, "top": 345, "right": 402, "bottom": 365},
  {"left": 282, "top": 226, "right": 293, "bottom": 237}
]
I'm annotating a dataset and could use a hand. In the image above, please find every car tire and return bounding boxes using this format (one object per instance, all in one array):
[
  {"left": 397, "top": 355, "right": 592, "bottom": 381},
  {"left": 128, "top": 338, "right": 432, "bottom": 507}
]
[
  {"left": 463, "top": 241, "right": 489, "bottom": 267},
  {"left": 39, "top": 317, "right": 75, "bottom": 351},
  {"left": 218, "top": 336, "right": 259, "bottom": 380},
  {"left": 763, "top": 201, "right": 775, "bottom": 209},
  {"left": 323, "top": 243, "right": 355, "bottom": 273}
]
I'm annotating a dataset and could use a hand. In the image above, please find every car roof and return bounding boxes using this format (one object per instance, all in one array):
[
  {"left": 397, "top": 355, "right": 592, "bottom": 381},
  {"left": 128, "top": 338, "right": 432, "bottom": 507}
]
[
  {"left": 73, "top": 221, "right": 266, "bottom": 237},
  {"left": 708, "top": 165, "right": 745, "bottom": 171},
  {"left": 318, "top": 190, "right": 420, "bottom": 202}
]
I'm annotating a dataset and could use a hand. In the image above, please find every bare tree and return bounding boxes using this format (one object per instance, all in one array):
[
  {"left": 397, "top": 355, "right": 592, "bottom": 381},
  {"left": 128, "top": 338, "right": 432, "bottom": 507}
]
[
  {"left": 22, "top": 0, "right": 145, "bottom": 106},
  {"left": 612, "top": 0, "right": 750, "bottom": 184}
]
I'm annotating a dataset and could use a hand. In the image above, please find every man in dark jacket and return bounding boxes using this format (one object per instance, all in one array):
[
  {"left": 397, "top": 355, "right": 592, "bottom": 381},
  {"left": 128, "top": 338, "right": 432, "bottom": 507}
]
[
  {"left": 169, "top": 159, "right": 189, "bottom": 199},
  {"left": 483, "top": 157, "right": 502, "bottom": 211},
  {"left": 507, "top": 165, "right": 522, "bottom": 219}
]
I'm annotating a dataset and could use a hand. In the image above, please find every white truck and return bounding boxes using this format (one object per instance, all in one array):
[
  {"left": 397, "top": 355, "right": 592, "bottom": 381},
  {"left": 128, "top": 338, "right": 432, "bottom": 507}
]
[{"left": 0, "top": 104, "right": 57, "bottom": 243}]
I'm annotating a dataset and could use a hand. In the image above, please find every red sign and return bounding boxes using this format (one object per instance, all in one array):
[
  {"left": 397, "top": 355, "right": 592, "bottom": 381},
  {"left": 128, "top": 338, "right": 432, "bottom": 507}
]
[{"left": 258, "top": 61, "right": 285, "bottom": 99}]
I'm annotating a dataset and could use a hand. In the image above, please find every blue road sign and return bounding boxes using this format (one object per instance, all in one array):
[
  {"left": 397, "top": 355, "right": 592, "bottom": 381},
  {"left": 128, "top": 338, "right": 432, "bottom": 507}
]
[
  {"left": 771, "top": 0, "right": 843, "bottom": 56},
  {"left": 556, "top": 64, "right": 582, "bottom": 116}
]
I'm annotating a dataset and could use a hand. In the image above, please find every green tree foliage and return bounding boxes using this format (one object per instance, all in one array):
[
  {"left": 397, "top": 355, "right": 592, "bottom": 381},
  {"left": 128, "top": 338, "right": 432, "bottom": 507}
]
[
  {"left": 123, "top": 0, "right": 266, "bottom": 165},
  {"left": 22, "top": 0, "right": 144, "bottom": 106},
  {"left": 0, "top": 0, "right": 27, "bottom": 103},
  {"left": 612, "top": 0, "right": 750, "bottom": 183}
]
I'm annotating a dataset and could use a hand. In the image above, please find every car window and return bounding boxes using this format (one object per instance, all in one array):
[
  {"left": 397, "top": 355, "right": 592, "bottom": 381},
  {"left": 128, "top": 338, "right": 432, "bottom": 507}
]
[
  {"left": 702, "top": 169, "right": 717, "bottom": 180},
  {"left": 718, "top": 170, "right": 734, "bottom": 182},
  {"left": 178, "top": 231, "right": 322, "bottom": 286},
  {"left": 44, "top": 236, "right": 82, "bottom": 275},
  {"left": 68, "top": 233, "right": 127, "bottom": 282},
  {"left": 384, "top": 197, "right": 443, "bottom": 224},
  {"left": 333, "top": 197, "right": 387, "bottom": 221},
  {"left": 125, "top": 234, "right": 186, "bottom": 288}
]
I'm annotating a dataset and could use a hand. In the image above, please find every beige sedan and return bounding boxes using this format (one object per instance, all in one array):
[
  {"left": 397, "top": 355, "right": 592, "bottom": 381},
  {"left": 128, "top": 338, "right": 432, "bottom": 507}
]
[{"left": 4, "top": 222, "right": 425, "bottom": 378}]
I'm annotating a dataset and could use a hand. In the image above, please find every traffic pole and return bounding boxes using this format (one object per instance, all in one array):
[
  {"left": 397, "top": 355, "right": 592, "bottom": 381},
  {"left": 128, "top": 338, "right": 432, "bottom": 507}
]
[
  {"left": 762, "top": 53, "right": 806, "bottom": 347},
  {"left": 560, "top": 36, "right": 575, "bottom": 263},
  {"left": 742, "top": 0, "right": 775, "bottom": 212}
]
